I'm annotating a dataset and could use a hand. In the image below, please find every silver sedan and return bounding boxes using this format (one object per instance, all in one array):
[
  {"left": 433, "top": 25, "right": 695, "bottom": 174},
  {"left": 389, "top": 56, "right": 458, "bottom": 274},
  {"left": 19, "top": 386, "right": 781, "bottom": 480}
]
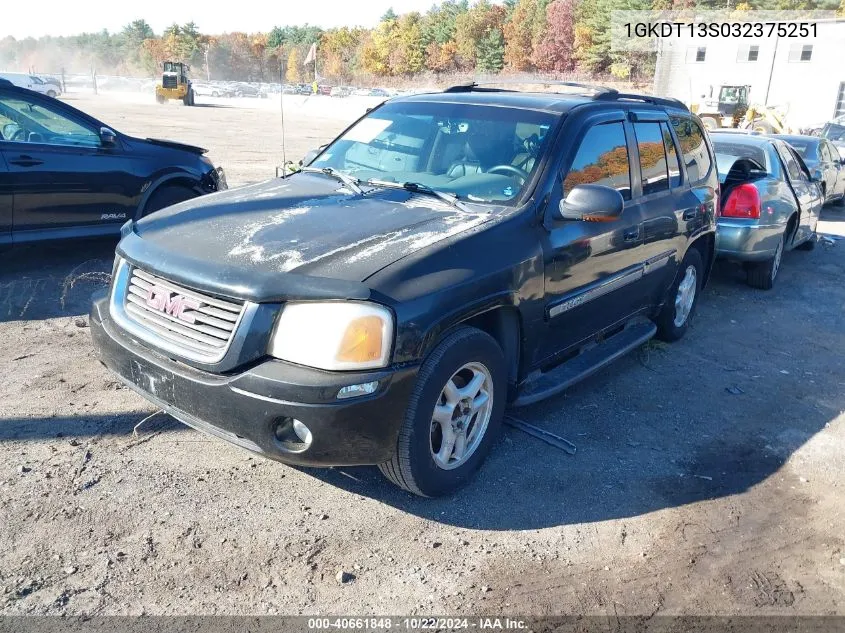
[{"left": 711, "top": 133, "right": 822, "bottom": 289}]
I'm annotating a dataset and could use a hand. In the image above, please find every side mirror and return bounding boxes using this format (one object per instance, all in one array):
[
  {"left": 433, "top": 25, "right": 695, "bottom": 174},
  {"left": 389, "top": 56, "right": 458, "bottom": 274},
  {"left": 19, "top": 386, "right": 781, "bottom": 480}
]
[
  {"left": 100, "top": 126, "right": 117, "bottom": 147},
  {"left": 557, "top": 184, "right": 624, "bottom": 222},
  {"left": 302, "top": 144, "right": 327, "bottom": 166}
]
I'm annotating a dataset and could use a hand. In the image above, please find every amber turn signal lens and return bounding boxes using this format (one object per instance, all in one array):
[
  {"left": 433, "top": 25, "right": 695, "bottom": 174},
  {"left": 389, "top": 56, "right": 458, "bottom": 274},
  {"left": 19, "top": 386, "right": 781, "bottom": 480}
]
[{"left": 336, "top": 316, "right": 384, "bottom": 364}]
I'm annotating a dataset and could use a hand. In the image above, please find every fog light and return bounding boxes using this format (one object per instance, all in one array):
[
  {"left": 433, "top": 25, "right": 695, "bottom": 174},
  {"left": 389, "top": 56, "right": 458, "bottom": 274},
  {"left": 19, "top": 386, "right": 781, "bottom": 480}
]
[
  {"left": 337, "top": 381, "right": 379, "bottom": 400},
  {"left": 292, "top": 419, "right": 312, "bottom": 445},
  {"left": 273, "top": 417, "right": 312, "bottom": 452}
]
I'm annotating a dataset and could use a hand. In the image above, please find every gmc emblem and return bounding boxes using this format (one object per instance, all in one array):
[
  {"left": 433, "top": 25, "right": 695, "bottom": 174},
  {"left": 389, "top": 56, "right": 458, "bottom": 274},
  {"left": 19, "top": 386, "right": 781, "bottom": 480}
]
[{"left": 145, "top": 285, "right": 200, "bottom": 323}]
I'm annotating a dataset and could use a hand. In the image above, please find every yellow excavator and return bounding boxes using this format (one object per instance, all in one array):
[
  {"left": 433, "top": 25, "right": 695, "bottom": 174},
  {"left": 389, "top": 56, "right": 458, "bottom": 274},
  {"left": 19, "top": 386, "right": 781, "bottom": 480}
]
[{"left": 155, "top": 61, "right": 194, "bottom": 106}]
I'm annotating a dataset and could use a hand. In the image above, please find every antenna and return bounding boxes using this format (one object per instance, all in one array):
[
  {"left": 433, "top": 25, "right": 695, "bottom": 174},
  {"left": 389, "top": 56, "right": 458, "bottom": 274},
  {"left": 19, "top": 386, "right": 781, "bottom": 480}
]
[{"left": 280, "top": 60, "right": 287, "bottom": 174}]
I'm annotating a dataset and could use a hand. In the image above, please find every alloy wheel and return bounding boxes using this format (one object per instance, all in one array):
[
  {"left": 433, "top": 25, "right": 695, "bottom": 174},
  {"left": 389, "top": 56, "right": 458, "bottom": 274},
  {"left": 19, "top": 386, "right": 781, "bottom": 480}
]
[
  {"left": 429, "top": 362, "right": 494, "bottom": 470},
  {"left": 673, "top": 265, "right": 698, "bottom": 327}
]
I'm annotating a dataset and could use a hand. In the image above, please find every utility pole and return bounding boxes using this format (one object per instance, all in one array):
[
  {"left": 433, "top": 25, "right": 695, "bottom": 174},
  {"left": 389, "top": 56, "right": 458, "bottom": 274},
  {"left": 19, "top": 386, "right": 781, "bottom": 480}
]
[{"left": 204, "top": 44, "right": 210, "bottom": 82}]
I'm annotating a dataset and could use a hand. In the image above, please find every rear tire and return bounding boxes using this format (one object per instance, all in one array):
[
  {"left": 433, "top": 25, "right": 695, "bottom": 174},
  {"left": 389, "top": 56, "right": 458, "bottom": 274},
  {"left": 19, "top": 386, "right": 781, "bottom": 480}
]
[
  {"left": 655, "top": 248, "right": 703, "bottom": 342},
  {"left": 379, "top": 326, "right": 506, "bottom": 497},
  {"left": 140, "top": 185, "right": 197, "bottom": 217},
  {"left": 747, "top": 231, "right": 785, "bottom": 290}
]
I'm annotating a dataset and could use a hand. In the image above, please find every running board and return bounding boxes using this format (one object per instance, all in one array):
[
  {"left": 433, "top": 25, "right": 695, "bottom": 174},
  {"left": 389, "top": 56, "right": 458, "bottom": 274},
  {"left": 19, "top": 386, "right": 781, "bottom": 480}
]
[{"left": 512, "top": 319, "right": 657, "bottom": 407}]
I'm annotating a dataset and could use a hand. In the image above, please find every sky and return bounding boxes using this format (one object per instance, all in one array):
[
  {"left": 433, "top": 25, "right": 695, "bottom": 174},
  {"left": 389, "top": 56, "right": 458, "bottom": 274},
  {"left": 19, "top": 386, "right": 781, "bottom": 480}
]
[{"left": 4, "top": 0, "right": 442, "bottom": 38}]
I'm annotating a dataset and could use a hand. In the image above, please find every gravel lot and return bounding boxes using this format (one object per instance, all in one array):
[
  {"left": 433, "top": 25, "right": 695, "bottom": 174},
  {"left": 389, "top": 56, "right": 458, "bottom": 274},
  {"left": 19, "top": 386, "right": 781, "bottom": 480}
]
[{"left": 1, "top": 95, "right": 844, "bottom": 616}]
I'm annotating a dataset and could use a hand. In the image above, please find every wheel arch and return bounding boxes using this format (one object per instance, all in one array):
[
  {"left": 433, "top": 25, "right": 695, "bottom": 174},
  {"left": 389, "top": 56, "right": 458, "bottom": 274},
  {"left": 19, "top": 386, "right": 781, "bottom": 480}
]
[
  {"left": 137, "top": 173, "right": 204, "bottom": 218},
  {"left": 688, "top": 232, "right": 716, "bottom": 289},
  {"left": 414, "top": 302, "right": 522, "bottom": 401}
]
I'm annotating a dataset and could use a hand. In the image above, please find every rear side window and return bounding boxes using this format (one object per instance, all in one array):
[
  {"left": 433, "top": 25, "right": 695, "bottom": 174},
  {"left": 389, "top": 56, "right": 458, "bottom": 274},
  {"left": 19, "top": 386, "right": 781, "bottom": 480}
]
[
  {"left": 563, "top": 122, "right": 631, "bottom": 200},
  {"left": 819, "top": 142, "right": 832, "bottom": 163},
  {"left": 776, "top": 143, "right": 803, "bottom": 181},
  {"left": 672, "top": 117, "right": 712, "bottom": 184},
  {"left": 662, "top": 122, "right": 682, "bottom": 188},
  {"left": 633, "top": 122, "right": 669, "bottom": 195}
]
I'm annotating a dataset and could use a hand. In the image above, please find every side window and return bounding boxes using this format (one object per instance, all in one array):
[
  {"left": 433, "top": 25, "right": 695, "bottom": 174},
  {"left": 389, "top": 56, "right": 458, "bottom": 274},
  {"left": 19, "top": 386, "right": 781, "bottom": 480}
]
[
  {"left": 633, "top": 122, "right": 668, "bottom": 196},
  {"left": 789, "top": 147, "right": 812, "bottom": 181},
  {"left": 672, "top": 116, "right": 712, "bottom": 184},
  {"left": 0, "top": 93, "right": 99, "bottom": 147},
  {"left": 563, "top": 122, "right": 631, "bottom": 200},
  {"left": 776, "top": 143, "right": 803, "bottom": 182},
  {"left": 661, "top": 122, "right": 682, "bottom": 188},
  {"left": 819, "top": 143, "right": 833, "bottom": 164}
]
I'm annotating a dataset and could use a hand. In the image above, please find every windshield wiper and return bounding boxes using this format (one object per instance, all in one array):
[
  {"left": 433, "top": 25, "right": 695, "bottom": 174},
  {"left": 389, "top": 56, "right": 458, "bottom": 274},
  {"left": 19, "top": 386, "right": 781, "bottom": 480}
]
[
  {"left": 366, "top": 179, "right": 470, "bottom": 211},
  {"left": 300, "top": 166, "right": 363, "bottom": 195}
]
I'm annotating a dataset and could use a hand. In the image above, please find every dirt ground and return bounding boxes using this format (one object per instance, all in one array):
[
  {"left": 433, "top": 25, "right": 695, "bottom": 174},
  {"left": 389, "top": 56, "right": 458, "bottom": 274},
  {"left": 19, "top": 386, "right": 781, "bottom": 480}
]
[{"left": 1, "top": 95, "right": 844, "bottom": 617}]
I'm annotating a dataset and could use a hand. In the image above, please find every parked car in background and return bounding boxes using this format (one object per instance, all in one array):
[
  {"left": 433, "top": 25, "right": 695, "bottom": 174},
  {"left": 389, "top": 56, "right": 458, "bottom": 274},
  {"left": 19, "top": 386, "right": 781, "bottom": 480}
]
[
  {"left": 90, "top": 84, "right": 718, "bottom": 496},
  {"left": 231, "top": 82, "right": 262, "bottom": 98},
  {"left": 775, "top": 134, "right": 845, "bottom": 206},
  {"left": 317, "top": 84, "right": 333, "bottom": 95},
  {"left": 0, "top": 80, "right": 226, "bottom": 246},
  {"left": 36, "top": 75, "right": 63, "bottom": 96},
  {"left": 711, "top": 132, "right": 821, "bottom": 289},
  {"left": 0, "top": 72, "right": 59, "bottom": 97},
  {"left": 821, "top": 119, "right": 845, "bottom": 161},
  {"left": 192, "top": 83, "right": 226, "bottom": 98},
  {"left": 329, "top": 86, "right": 350, "bottom": 98},
  {"left": 369, "top": 87, "right": 389, "bottom": 97}
]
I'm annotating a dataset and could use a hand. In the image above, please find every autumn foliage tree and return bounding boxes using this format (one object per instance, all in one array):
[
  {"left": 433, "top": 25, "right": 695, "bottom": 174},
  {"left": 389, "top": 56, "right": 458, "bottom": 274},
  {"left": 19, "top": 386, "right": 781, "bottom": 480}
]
[{"left": 533, "top": 0, "right": 578, "bottom": 72}]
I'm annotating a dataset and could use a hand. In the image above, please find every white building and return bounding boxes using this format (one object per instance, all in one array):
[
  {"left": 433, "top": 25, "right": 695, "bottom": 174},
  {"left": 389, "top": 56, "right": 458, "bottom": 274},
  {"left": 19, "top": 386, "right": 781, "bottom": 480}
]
[{"left": 653, "top": 20, "right": 845, "bottom": 128}]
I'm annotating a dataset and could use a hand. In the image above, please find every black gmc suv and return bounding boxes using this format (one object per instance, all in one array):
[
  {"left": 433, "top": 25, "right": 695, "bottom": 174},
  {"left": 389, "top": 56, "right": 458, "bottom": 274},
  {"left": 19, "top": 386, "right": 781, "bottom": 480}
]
[{"left": 91, "top": 83, "right": 718, "bottom": 496}]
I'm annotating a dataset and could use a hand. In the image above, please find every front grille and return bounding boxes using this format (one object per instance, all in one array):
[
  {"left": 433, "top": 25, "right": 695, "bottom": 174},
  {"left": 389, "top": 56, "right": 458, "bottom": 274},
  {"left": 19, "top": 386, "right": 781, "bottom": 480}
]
[
  {"left": 124, "top": 268, "right": 244, "bottom": 359},
  {"left": 162, "top": 76, "right": 177, "bottom": 89}
]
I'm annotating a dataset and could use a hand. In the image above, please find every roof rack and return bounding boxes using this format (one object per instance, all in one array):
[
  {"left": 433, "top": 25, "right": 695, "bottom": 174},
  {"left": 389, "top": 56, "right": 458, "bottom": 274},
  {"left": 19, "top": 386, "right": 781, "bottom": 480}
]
[
  {"left": 443, "top": 81, "right": 689, "bottom": 111},
  {"left": 444, "top": 80, "right": 616, "bottom": 95},
  {"left": 593, "top": 91, "right": 688, "bottom": 110}
]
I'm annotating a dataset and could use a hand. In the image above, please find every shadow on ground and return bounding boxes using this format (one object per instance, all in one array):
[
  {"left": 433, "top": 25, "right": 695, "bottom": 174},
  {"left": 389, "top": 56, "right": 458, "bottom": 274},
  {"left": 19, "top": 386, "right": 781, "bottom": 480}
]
[{"left": 0, "top": 239, "right": 116, "bottom": 322}]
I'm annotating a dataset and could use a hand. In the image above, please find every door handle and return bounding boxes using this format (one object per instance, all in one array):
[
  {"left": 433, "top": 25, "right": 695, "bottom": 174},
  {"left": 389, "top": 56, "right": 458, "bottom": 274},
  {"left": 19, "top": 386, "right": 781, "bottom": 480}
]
[
  {"left": 9, "top": 155, "right": 43, "bottom": 167},
  {"left": 623, "top": 227, "right": 640, "bottom": 242},
  {"left": 682, "top": 207, "right": 698, "bottom": 221}
]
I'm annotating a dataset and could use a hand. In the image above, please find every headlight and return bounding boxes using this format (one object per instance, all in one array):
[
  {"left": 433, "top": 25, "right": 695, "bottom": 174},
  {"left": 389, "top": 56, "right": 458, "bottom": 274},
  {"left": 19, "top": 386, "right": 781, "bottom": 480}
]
[{"left": 268, "top": 302, "right": 394, "bottom": 370}]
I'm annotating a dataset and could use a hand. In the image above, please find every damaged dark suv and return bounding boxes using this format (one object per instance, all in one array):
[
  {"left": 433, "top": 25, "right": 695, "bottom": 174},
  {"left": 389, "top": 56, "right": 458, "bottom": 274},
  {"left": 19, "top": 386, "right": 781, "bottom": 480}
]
[{"left": 90, "top": 84, "right": 718, "bottom": 496}]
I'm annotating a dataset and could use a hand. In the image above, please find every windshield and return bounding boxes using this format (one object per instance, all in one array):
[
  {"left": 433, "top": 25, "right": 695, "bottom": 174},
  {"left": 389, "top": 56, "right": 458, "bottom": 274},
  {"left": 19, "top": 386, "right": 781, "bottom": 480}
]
[
  {"left": 783, "top": 139, "right": 815, "bottom": 159},
  {"left": 310, "top": 100, "right": 558, "bottom": 204}
]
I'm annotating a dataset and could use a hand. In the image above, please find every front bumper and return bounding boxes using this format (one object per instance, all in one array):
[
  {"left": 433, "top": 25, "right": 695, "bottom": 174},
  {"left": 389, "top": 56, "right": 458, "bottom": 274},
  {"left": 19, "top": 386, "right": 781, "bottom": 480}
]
[
  {"left": 90, "top": 293, "right": 417, "bottom": 466},
  {"left": 715, "top": 220, "right": 783, "bottom": 262}
]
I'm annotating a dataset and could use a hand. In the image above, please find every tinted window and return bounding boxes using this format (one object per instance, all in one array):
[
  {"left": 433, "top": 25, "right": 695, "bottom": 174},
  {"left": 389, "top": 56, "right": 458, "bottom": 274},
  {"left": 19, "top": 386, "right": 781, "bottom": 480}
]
[
  {"left": 634, "top": 122, "right": 668, "bottom": 195},
  {"left": 662, "top": 122, "right": 682, "bottom": 188},
  {"left": 673, "top": 117, "right": 712, "bottom": 184},
  {"left": 563, "top": 122, "right": 631, "bottom": 200}
]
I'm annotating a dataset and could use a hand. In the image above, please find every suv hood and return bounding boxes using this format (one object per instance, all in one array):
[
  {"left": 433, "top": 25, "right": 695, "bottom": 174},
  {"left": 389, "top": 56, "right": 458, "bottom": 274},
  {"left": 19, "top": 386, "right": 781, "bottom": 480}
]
[{"left": 123, "top": 173, "right": 492, "bottom": 300}]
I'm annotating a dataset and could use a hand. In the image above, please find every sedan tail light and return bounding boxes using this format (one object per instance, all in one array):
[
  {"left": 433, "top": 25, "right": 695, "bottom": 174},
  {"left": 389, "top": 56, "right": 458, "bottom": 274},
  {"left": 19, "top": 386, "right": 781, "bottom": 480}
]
[{"left": 722, "top": 183, "right": 761, "bottom": 219}]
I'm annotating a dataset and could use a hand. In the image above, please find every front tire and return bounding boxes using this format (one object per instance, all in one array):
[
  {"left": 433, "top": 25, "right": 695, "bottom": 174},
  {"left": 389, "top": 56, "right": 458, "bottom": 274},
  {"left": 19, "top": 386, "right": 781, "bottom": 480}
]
[
  {"left": 379, "top": 327, "right": 506, "bottom": 497},
  {"left": 140, "top": 185, "right": 197, "bottom": 218},
  {"left": 747, "top": 231, "right": 785, "bottom": 290},
  {"left": 655, "top": 248, "right": 703, "bottom": 342}
]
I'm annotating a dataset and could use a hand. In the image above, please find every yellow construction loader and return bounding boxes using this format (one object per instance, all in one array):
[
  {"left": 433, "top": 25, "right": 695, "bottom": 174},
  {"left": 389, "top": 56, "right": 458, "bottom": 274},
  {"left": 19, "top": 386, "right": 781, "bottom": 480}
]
[{"left": 155, "top": 61, "right": 194, "bottom": 106}]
